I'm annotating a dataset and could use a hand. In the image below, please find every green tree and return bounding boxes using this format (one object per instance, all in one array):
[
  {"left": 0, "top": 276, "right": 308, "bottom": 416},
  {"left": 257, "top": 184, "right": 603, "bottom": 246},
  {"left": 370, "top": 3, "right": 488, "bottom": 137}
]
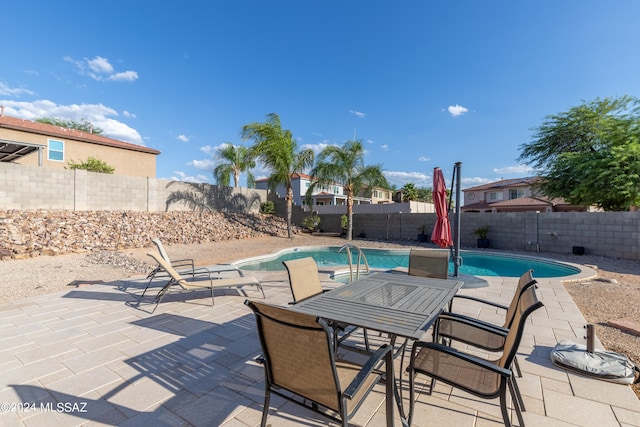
[
  {"left": 67, "top": 156, "right": 114, "bottom": 173},
  {"left": 518, "top": 96, "right": 640, "bottom": 211},
  {"left": 417, "top": 186, "right": 433, "bottom": 203},
  {"left": 307, "top": 140, "right": 389, "bottom": 241},
  {"left": 36, "top": 117, "right": 104, "bottom": 135},
  {"left": 241, "top": 113, "right": 314, "bottom": 238},
  {"left": 401, "top": 183, "right": 418, "bottom": 201},
  {"left": 213, "top": 143, "right": 256, "bottom": 188}
]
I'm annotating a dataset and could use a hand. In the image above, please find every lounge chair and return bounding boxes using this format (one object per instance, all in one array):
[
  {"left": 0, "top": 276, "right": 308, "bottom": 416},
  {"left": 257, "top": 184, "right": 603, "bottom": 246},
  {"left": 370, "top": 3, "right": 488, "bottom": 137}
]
[
  {"left": 408, "top": 285, "right": 544, "bottom": 427},
  {"left": 283, "top": 257, "right": 369, "bottom": 350},
  {"left": 146, "top": 252, "right": 264, "bottom": 312},
  {"left": 408, "top": 248, "right": 450, "bottom": 279},
  {"left": 245, "top": 299, "right": 395, "bottom": 427},
  {"left": 143, "top": 238, "right": 243, "bottom": 297}
]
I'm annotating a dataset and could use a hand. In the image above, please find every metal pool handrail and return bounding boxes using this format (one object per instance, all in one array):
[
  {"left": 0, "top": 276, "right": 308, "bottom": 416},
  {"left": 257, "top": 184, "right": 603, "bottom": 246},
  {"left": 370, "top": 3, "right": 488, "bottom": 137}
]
[{"left": 338, "top": 243, "right": 370, "bottom": 282}]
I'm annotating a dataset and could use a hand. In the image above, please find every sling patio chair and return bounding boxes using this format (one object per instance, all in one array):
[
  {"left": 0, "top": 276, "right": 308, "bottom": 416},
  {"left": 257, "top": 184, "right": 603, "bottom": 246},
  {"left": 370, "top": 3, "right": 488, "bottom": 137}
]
[
  {"left": 408, "top": 285, "right": 544, "bottom": 427},
  {"left": 408, "top": 248, "right": 450, "bottom": 279},
  {"left": 245, "top": 299, "right": 395, "bottom": 427},
  {"left": 146, "top": 252, "right": 264, "bottom": 312},
  {"left": 143, "top": 238, "right": 244, "bottom": 297},
  {"left": 283, "top": 257, "right": 369, "bottom": 350},
  {"left": 434, "top": 269, "right": 537, "bottom": 376}
]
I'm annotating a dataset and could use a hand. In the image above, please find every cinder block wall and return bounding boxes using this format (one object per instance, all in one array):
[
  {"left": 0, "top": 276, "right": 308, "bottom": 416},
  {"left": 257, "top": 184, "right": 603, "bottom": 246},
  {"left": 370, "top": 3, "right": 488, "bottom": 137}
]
[
  {"left": 0, "top": 163, "right": 266, "bottom": 213},
  {"left": 318, "top": 211, "right": 640, "bottom": 260},
  {"left": 3, "top": 163, "right": 638, "bottom": 260}
]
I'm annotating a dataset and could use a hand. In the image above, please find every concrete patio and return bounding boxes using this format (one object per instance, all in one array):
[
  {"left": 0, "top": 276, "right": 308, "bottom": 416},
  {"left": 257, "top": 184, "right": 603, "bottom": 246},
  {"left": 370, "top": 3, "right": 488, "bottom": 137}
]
[{"left": 1, "top": 266, "right": 639, "bottom": 427}]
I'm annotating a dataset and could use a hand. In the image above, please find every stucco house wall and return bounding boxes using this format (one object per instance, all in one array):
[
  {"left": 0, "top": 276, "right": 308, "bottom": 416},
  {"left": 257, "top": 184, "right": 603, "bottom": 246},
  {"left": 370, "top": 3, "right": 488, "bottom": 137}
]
[{"left": 0, "top": 115, "right": 159, "bottom": 178}]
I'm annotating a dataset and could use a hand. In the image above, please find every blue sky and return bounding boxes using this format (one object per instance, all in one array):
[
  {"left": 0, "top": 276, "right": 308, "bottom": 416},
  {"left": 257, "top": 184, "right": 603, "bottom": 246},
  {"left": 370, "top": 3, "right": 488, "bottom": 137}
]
[{"left": 2, "top": 1, "right": 640, "bottom": 190}]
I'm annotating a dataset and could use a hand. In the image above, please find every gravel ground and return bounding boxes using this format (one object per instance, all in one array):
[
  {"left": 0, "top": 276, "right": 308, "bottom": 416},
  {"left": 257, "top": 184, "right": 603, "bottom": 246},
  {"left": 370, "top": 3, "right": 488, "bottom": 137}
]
[{"left": 1, "top": 234, "right": 638, "bottom": 396}]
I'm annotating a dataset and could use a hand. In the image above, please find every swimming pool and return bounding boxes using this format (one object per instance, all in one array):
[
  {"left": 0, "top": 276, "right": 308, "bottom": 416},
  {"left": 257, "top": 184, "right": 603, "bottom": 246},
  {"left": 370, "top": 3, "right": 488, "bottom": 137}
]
[{"left": 235, "top": 246, "right": 581, "bottom": 278}]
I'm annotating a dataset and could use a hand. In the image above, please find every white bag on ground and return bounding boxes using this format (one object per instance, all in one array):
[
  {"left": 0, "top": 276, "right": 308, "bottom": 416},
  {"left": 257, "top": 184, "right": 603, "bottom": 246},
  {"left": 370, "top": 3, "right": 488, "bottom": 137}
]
[{"left": 551, "top": 340, "right": 640, "bottom": 385}]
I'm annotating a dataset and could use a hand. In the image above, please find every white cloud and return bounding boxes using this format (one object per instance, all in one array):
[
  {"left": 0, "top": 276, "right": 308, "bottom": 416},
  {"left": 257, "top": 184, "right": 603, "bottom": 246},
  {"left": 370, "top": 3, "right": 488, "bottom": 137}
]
[
  {"left": 418, "top": 156, "right": 430, "bottom": 162},
  {"left": 87, "top": 56, "right": 114, "bottom": 74},
  {"left": 177, "top": 134, "right": 190, "bottom": 142},
  {"left": 122, "top": 110, "right": 136, "bottom": 118},
  {"left": 492, "top": 165, "right": 535, "bottom": 175},
  {"left": 168, "top": 171, "right": 210, "bottom": 183},
  {"left": 349, "top": 110, "right": 366, "bottom": 118},
  {"left": 0, "top": 99, "right": 144, "bottom": 145},
  {"left": 199, "top": 142, "right": 233, "bottom": 156},
  {"left": 65, "top": 55, "right": 139, "bottom": 82},
  {"left": 447, "top": 104, "right": 468, "bottom": 117},
  {"left": 383, "top": 170, "right": 430, "bottom": 188},
  {"left": 380, "top": 144, "right": 389, "bottom": 151},
  {"left": 301, "top": 141, "right": 333, "bottom": 154},
  {"left": 189, "top": 159, "right": 215, "bottom": 171},
  {"left": 0, "top": 82, "right": 35, "bottom": 97},
  {"left": 107, "top": 71, "right": 139, "bottom": 82},
  {"left": 460, "top": 176, "right": 494, "bottom": 187}
]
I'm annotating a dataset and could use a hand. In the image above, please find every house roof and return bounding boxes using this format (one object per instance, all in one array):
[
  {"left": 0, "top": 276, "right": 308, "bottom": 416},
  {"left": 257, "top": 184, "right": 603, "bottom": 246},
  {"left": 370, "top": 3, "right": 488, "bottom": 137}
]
[
  {"left": 462, "top": 196, "right": 578, "bottom": 211},
  {"left": 463, "top": 176, "right": 539, "bottom": 192},
  {"left": 0, "top": 115, "right": 160, "bottom": 156}
]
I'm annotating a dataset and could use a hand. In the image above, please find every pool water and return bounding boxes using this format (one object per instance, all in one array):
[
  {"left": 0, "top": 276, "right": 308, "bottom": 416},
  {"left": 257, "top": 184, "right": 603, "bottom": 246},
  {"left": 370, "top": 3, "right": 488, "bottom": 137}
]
[{"left": 236, "top": 246, "right": 580, "bottom": 278}]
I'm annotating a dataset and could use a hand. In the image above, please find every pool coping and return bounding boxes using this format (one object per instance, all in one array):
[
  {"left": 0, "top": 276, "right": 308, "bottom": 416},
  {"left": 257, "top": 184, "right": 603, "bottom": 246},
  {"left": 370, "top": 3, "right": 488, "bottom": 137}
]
[{"left": 230, "top": 245, "right": 598, "bottom": 283}]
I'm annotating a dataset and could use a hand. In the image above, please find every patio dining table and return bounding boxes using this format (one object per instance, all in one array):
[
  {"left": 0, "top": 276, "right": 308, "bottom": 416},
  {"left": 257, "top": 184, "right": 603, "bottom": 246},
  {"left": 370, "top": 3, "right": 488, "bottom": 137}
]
[{"left": 290, "top": 271, "right": 464, "bottom": 426}]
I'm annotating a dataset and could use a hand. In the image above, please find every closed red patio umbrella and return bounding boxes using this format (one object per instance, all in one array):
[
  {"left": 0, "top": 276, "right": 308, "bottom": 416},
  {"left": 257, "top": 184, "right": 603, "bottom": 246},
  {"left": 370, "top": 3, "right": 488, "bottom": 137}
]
[{"left": 430, "top": 167, "right": 453, "bottom": 248}]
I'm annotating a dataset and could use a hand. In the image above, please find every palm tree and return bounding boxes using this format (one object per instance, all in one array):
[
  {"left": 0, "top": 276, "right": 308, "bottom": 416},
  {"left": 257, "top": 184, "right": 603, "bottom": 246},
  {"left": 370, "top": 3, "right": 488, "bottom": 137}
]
[
  {"left": 308, "top": 140, "right": 389, "bottom": 241},
  {"left": 401, "top": 183, "right": 418, "bottom": 201},
  {"left": 213, "top": 143, "right": 256, "bottom": 188},
  {"left": 241, "top": 113, "right": 314, "bottom": 238}
]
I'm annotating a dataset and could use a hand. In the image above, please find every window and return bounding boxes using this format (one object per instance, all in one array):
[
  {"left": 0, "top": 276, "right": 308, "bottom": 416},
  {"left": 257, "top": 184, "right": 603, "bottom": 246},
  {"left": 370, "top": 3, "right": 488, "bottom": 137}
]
[
  {"left": 334, "top": 186, "right": 340, "bottom": 194},
  {"left": 488, "top": 192, "right": 503, "bottom": 201},
  {"left": 48, "top": 139, "right": 64, "bottom": 162},
  {"left": 509, "top": 189, "right": 525, "bottom": 199}
]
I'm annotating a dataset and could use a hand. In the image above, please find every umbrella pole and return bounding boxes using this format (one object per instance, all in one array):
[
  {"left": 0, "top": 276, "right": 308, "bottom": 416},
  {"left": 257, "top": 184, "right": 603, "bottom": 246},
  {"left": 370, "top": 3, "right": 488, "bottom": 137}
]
[{"left": 453, "top": 162, "right": 462, "bottom": 277}]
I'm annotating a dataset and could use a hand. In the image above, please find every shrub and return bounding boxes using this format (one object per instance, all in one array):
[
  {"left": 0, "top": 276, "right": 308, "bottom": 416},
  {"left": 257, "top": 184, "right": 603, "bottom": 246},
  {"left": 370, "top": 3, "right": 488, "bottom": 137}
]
[
  {"left": 302, "top": 213, "right": 321, "bottom": 231},
  {"left": 67, "top": 157, "right": 115, "bottom": 174},
  {"left": 260, "top": 201, "right": 275, "bottom": 214}
]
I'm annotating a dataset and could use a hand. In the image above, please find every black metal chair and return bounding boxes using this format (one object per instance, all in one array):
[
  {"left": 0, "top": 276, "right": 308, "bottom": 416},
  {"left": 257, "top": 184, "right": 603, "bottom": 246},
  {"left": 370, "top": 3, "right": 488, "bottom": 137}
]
[
  {"left": 283, "top": 257, "right": 369, "bottom": 350},
  {"left": 245, "top": 300, "right": 395, "bottom": 427},
  {"left": 434, "top": 269, "right": 537, "bottom": 377},
  {"left": 408, "top": 285, "right": 544, "bottom": 427}
]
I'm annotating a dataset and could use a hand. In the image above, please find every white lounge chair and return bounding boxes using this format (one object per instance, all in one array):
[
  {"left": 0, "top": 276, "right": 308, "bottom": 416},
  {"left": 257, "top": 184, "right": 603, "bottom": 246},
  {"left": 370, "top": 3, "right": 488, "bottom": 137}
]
[{"left": 146, "top": 252, "right": 264, "bottom": 312}]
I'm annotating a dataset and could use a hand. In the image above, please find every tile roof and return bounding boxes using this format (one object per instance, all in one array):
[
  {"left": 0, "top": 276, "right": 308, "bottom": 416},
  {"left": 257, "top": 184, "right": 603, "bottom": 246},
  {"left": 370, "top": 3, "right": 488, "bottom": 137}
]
[
  {"left": 0, "top": 115, "right": 160, "bottom": 155},
  {"left": 463, "top": 176, "right": 539, "bottom": 192}
]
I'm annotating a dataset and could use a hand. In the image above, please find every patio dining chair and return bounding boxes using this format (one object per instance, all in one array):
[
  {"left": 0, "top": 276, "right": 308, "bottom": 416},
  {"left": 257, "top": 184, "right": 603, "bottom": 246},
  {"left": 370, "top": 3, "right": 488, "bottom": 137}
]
[
  {"left": 282, "top": 257, "right": 328, "bottom": 303},
  {"left": 435, "top": 269, "right": 537, "bottom": 376},
  {"left": 245, "top": 300, "right": 395, "bottom": 427},
  {"left": 408, "top": 248, "right": 450, "bottom": 279},
  {"left": 146, "top": 252, "right": 264, "bottom": 312},
  {"left": 283, "top": 257, "right": 369, "bottom": 350},
  {"left": 408, "top": 285, "right": 544, "bottom": 427}
]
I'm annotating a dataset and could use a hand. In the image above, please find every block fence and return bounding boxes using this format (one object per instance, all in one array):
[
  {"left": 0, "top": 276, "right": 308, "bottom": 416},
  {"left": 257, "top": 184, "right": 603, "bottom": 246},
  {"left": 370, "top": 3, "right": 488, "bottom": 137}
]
[
  {"left": 0, "top": 162, "right": 266, "bottom": 213},
  {"left": 312, "top": 210, "right": 640, "bottom": 260},
  {"left": 2, "top": 162, "right": 638, "bottom": 260}
]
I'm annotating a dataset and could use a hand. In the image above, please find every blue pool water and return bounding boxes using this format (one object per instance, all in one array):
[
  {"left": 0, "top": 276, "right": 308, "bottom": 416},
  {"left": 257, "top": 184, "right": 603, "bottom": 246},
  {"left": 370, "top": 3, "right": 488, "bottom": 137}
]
[{"left": 236, "top": 246, "right": 580, "bottom": 278}]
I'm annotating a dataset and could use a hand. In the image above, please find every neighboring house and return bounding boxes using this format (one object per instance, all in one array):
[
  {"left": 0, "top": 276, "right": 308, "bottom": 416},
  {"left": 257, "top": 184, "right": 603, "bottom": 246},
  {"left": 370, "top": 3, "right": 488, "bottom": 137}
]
[
  {"left": 255, "top": 173, "right": 387, "bottom": 210},
  {"left": 0, "top": 113, "right": 160, "bottom": 177},
  {"left": 363, "top": 187, "right": 394, "bottom": 204},
  {"left": 462, "top": 177, "right": 597, "bottom": 212}
]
